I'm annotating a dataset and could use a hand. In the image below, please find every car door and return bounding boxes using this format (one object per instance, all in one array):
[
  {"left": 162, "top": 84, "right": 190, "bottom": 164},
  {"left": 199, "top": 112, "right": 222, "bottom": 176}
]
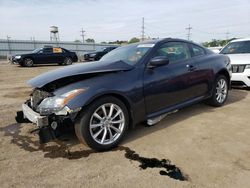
[
  {"left": 187, "top": 44, "right": 211, "bottom": 97},
  {"left": 52, "top": 47, "right": 64, "bottom": 63},
  {"left": 36, "top": 48, "right": 54, "bottom": 64},
  {"left": 143, "top": 41, "right": 195, "bottom": 115}
]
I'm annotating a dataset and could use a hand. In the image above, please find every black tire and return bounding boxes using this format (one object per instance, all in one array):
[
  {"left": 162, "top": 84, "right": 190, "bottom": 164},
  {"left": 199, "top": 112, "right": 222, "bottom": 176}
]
[
  {"left": 75, "top": 96, "right": 129, "bottom": 151},
  {"left": 207, "top": 75, "right": 229, "bottom": 107},
  {"left": 23, "top": 58, "right": 34, "bottom": 67},
  {"left": 63, "top": 57, "right": 73, "bottom": 65}
]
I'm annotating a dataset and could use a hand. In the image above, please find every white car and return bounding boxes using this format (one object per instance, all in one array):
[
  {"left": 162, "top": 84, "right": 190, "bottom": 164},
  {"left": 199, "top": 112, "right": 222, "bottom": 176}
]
[
  {"left": 220, "top": 38, "right": 250, "bottom": 87},
  {"left": 208, "top": 46, "right": 223, "bottom": 54}
]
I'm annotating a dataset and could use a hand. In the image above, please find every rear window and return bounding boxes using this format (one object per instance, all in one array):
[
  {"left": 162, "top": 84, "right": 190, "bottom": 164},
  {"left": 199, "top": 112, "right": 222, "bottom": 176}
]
[
  {"left": 190, "top": 44, "right": 205, "bottom": 57},
  {"left": 220, "top": 41, "right": 250, "bottom": 54}
]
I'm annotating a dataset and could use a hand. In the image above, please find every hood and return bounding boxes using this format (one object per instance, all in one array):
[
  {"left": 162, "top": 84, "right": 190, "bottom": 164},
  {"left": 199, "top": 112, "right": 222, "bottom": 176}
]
[
  {"left": 28, "top": 60, "right": 134, "bottom": 88},
  {"left": 226, "top": 54, "right": 250, "bottom": 65}
]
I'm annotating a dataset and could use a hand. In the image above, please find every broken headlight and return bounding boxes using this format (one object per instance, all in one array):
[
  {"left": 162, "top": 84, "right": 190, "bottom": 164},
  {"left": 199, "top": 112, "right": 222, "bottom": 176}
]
[{"left": 37, "top": 89, "right": 86, "bottom": 115}]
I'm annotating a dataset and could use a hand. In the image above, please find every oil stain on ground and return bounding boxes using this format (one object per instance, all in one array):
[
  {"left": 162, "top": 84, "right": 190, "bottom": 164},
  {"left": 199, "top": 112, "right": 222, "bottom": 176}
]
[
  {"left": 0, "top": 123, "right": 189, "bottom": 181},
  {"left": 117, "top": 146, "right": 189, "bottom": 181}
]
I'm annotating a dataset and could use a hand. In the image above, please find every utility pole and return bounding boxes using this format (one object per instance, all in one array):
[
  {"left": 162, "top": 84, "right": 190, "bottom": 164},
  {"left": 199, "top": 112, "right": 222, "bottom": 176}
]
[
  {"left": 80, "top": 28, "right": 85, "bottom": 43},
  {"left": 186, "top": 24, "right": 192, "bottom": 41},
  {"left": 141, "top": 17, "right": 145, "bottom": 41},
  {"left": 225, "top": 31, "right": 230, "bottom": 41}
]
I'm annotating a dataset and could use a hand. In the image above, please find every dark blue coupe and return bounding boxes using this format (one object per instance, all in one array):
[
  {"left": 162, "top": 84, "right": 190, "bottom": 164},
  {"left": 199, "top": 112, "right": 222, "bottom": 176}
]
[{"left": 20, "top": 38, "right": 232, "bottom": 151}]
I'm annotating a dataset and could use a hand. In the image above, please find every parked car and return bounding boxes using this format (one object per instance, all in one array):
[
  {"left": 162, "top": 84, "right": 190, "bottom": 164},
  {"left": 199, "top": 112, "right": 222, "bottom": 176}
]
[
  {"left": 220, "top": 38, "right": 250, "bottom": 87},
  {"left": 84, "top": 46, "right": 117, "bottom": 61},
  {"left": 11, "top": 46, "right": 78, "bottom": 67},
  {"left": 208, "top": 46, "right": 223, "bottom": 54},
  {"left": 19, "top": 38, "right": 231, "bottom": 151}
]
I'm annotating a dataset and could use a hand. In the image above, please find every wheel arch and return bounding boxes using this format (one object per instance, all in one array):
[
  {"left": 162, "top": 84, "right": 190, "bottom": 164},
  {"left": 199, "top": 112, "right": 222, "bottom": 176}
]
[
  {"left": 23, "top": 56, "right": 35, "bottom": 62},
  {"left": 216, "top": 68, "right": 231, "bottom": 88},
  {"left": 81, "top": 92, "right": 135, "bottom": 129}
]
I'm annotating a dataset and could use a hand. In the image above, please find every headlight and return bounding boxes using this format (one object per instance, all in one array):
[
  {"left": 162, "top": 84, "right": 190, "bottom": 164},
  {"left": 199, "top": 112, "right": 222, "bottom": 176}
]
[
  {"left": 15, "top": 55, "right": 21, "bottom": 59},
  {"left": 245, "top": 65, "right": 250, "bottom": 69},
  {"left": 37, "top": 89, "right": 86, "bottom": 115},
  {"left": 89, "top": 53, "right": 96, "bottom": 57}
]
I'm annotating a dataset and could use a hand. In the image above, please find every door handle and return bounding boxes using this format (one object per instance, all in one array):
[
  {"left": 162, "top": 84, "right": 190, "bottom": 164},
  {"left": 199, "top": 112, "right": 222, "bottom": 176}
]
[{"left": 186, "top": 64, "right": 197, "bottom": 71}]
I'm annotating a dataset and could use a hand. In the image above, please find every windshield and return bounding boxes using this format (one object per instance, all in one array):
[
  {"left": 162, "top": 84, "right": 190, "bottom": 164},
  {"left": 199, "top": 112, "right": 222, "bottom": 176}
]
[
  {"left": 220, "top": 41, "right": 250, "bottom": 54},
  {"left": 100, "top": 44, "right": 153, "bottom": 65},
  {"left": 32, "top": 48, "right": 41, "bottom": 53}
]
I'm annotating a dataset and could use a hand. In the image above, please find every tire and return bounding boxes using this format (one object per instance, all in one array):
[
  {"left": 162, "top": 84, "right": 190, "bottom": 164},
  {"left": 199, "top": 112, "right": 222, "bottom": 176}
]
[
  {"left": 23, "top": 58, "right": 34, "bottom": 67},
  {"left": 63, "top": 57, "right": 73, "bottom": 65},
  {"left": 75, "top": 96, "right": 129, "bottom": 151},
  {"left": 207, "top": 75, "right": 229, "bottom": 107}
]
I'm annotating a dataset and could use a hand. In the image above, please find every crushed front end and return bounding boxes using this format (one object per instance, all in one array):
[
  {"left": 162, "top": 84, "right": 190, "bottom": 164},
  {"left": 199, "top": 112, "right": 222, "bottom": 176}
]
[{"left": 20, "top": 89, "right": 82, "bottom": 143}]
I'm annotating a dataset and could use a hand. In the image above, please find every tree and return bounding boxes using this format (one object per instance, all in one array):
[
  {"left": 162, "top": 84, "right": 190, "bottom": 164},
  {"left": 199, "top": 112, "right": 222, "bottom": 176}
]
[
  {"left": 129, "top": 37, "right": 140, "bottom": 44},
  {"left": 74, "top": 39, "right": 81, "bottom": 43},
  {"left": 86, "top": 38, "right": 95, "bottom": 43},
  {"left": 108, "top": 40, "right": 128, "bottom": 45}
]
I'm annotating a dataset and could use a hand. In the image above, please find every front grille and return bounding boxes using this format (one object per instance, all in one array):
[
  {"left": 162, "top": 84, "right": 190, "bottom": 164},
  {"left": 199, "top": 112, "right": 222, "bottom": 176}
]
[
  {"left": 232, "top": 65, "right": 245, "bottom": 73},
  {"left": 31, "top": 89, "right": 52, "bottom": 109}
]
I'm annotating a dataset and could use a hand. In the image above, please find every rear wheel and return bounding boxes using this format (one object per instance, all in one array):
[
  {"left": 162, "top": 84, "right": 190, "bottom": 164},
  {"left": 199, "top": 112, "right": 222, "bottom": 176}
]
[
  {"left": 207, "top": 75, "right": 229, "bottom": 107},
  {"left": 63, "top": 57, "right": 72, "bottom": 65},
  {"left": 75, "top": 96, "right": 129, "bottom": 151},
  {"left": 23, "top": 58, "right": 34, "bottom": 67}
]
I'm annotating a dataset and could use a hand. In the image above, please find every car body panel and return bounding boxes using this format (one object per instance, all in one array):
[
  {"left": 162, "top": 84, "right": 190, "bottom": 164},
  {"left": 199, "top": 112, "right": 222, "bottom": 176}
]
[
  {"left": 11, "top": 47, "right": 78, "bottom": 65},
  {"left": 24, "top": 38, "right": 231, "bottom": 130},
  {"left": 28, "top": 60, "right": 134, "bottom": 88}
]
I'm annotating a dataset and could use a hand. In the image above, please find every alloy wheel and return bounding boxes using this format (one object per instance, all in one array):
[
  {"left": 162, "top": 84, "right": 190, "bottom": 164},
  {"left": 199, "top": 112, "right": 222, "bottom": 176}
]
[
  {"left": 215, "top": 78, "right": 228, "bottom": 103},
  {"left": 89, "top": 103, "right": 125, "bottom": 145}
]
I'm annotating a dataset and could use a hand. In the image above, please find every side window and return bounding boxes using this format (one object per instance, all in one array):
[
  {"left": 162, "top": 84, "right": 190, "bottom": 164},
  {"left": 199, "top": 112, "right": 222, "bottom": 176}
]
[
  {"left": 53, "top": 47, "right": 62, "bottom": 53},
  {"left": 154, "top": 42, "right": 190, "bottom": 63},
  {"left": 191, "top": 44, "right": 205, "bottom": 57},
  {"left": 43, "top": 48, "right": 53, "bottom": 53}
]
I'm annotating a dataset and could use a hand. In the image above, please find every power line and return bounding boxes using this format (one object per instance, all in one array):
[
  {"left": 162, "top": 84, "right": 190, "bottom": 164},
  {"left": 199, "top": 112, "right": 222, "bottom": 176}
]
[
  {"left": 186, "top": 24, "right": 192, "bottom": 40},
  {"left": 80, "top": 28, "right": 85, "bottom": 43}
]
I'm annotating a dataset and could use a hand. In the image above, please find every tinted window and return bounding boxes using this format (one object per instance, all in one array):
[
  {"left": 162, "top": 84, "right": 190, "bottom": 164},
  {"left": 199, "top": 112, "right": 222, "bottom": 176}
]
[
  {"left": 101, "top": 44, "right": 152, "bottom": 65},
  {"left": 220, "top": 41, "right": 250, "bottom": 54},
  {"left": 43, "top": 48, "right": 53, "bottom": 53},
  {"left": 154, "top": 42, "right": 190, "bottom": 63},
  {"left": 191, "top": 44, "right": 205, "bottom": 57}
]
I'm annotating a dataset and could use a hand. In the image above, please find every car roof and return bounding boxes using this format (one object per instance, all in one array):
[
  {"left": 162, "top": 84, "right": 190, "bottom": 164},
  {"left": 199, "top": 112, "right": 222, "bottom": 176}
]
[
  {"left": 139, "top": 38, "right": 196, "bottom": 45},
  {"left": 230, "top": 38, "right": 250, "bottom": 43}
]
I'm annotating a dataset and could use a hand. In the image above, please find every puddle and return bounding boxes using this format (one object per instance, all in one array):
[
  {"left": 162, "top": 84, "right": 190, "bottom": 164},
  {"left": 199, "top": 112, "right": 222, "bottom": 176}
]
[
  {"left": 0, "top": 123, "right": 97, "bottom": 158},
  {"left": 0, "top": 123, "right": 189, "bottom": 181},
  {"left": 117, "top": 146, "right": 189, "bottom": 181}
]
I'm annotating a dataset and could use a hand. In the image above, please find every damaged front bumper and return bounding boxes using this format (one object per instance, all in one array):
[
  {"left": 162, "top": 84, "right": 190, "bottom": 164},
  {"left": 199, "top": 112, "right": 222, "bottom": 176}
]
[
  {"left": 20, "top": 103, "right": 79, "bottom": 144},
  {"left": 22, "top": 103, "right": 49, "bottom": 127}
]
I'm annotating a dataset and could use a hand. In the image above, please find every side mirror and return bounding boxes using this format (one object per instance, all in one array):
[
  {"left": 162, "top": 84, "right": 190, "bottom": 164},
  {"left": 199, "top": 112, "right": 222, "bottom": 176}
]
[{"left": 148, "top": 56, "right": 169, "bottom": 68}]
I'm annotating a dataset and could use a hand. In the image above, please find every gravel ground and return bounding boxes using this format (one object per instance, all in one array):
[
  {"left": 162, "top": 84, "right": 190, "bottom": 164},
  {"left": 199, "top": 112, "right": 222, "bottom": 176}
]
[{"left": 0, "top": 61, "right": 250, "bottom": 188}]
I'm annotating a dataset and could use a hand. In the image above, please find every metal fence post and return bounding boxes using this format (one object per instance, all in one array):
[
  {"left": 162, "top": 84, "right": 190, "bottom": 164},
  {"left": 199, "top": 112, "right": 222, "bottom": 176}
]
[{"left": 6, "top": 36, "right": 11, "bottom": 56}]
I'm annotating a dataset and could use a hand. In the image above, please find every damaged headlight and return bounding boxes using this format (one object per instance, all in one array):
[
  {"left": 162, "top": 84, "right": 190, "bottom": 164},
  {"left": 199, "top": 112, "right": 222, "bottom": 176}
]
[{"left": 37, "top": 89, "right": 86, "bottom": 115}]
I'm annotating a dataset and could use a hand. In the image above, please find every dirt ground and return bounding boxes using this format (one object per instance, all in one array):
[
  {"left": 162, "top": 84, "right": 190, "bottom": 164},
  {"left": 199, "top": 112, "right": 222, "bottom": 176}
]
[{"left": 0, "top": 61, "right": 250, "bottom": 188}]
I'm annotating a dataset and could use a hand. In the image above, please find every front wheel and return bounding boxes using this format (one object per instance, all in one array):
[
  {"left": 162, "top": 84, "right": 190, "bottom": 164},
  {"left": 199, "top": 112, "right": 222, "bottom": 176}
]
[
  {"left": 23, "top": 58, "right": 34, "bottom": 67},
  {"left": 207, "top": 75, "right": 229, "bottom": 107},
  {"left": 75, "top": 96, "right": 129, "bottom": 151}
]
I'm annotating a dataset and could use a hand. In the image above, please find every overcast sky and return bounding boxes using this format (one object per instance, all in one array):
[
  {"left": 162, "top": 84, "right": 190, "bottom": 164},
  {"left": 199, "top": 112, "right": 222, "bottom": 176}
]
[{"left": 0, "top": 0, "right": 249, "bottom": 43}]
